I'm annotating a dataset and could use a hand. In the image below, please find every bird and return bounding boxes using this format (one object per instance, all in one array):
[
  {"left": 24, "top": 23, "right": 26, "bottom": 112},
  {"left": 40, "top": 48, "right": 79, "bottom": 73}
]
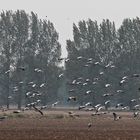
[
  {"left": 85, "top": 79, "right": 90, "bottom": 82},
  {"left": 30, "top": 102, "right": 37, "bottom": 106},
  {"left": 72, "top": 80, "right": 77, "bottom": 84},
  {"left": 26, "top": 103, "right": 32, "bottom": 108},
  {"left": 105, "top": 62, "right": 116, "bottom": 69},
  {"left": 8, "top": 96, "right": 12, "bottom": 99},
  {"left": 77, "top": 56, "right": 83, "bottom": 60},
  {"left": 68, "top": 89, "right": 75, "bottom": 93},
  {"left": 19, "top": 81, "right": 24, "bottom": 84},
  {"left": 32, "top": 105, "right": 43, "bottom": 115},
  {"left": 68, "top": 111, "right": 79, "bottom": 118},
  {"left": 13, "top": 86, "right": 18, "bottom": 92},
  {"left": 40, "top": 105, "right": 48, "bottom": 110},
  {"left": 93, "top": 77, "right": 99, "bottom": 81},
  {"left": 99, "top": 72, "right": 104, "bottom": 75},
  {"left": 88, "top": 123, "right": 92, "bottom": 128},
  {"left": 52, "top": 101, "right": 59, "bottom": 107},
  {"left": 13, "top": 110, "right": 21, "bottom": 113},
  {"left": 87, "top": 58, "right": 93, "bottom": 61},
  {"left": 34, "top": 68, "right": 43, "bottom": 73},
  {"left": 102, "top": 93, "right": 113, "bottom": 97},
  {"left": 36, "top": 93, "right": 42, "bottom": 96},
  {"left": 77, "top": 77, "right": 83, "bottom": 80},
  {"left": 130, "top": 99, "right": 137, "bottom": 102},
  {"left": 18, "top": 67, "right": 25, "bottom": 71},
  {"left": 105, "top": 63, "right": 111, "bottom": 68},
  {"left": 85, "top": 102, "right": 92, "bottom": 107},
  {"left": 84, "top": 64, "right": 89, "bottom": 67},
  {"left": 119, "top": 79, "right": 126, "bottom": 86},
  {"left": 26, "top": 92, "right": 31, "bottom": 97},
  {"left": 96, "top": 106, "right": 104, "bottom": 112},
  {"left": 5, "top": 70, "right": 10, "bottom": 74},
  {"left": 69, "top": 81, "right": 76, "bottom": 85},
  {"left": 95, "top": 104, "right": 101, "bottom": 108},
  {"left": 86, "top": 61, "right": 93, "bottom": 64},
  {"left": 133, "top": 111, "right": 139, "bottom": 118},
  {"left": 94, "top": 104, "right": 102, "bottom": 113},
  {"left": 116, "top": 103, "right": 123, "bottom": 108},
  {"left": 22, "top": 107, "right": 29, "bottom": 111},
  {"left": 58, "top": 73, "right": 64, "bottom": 78},
  {"left": 104, "top": 100, "right": 110, "bottom": 111},
  {"left": 29, "top": 93, "right": 36, "bottom": 98},
  {"left": 78, "top": 105, "right": 86, "bottom": 110},
  {"left": 85, "top": 108, "right": 94, "bottom": 111},
  {"left": 76, "top": 81, "right": 82, "bottom": 85},
  {"left": 40, "top": 83, "right": 45, "bottom": 88},
  {"left": 105, "top": 100, "right": 110, "bottom": 105},
  {"left": 113, "top": 112, "right": 121, "bottom": 121},
  {"left": 68, "top": 111, "right": 74, "bottom": 115},
  {"left": 110, "top": 65, "right": 116, "bottom": 68},
  {"left": 132, "top": 74, "right": 139, "bottom": 77},
  {"left": 65, "top": 58, "right": 70, "bottom": 63},
  {"left": 122, "top": 76, "right": 128, "bottom": 80},
  {"left": 85, "top": 90, "right": 92, "bottom": 95},
  {"left": 58, "top": 58, "right": 65, "bottom": 61},
  {"left": 28, "top": 81, "right": 34, "bottom": 85},
  {"left": 32, "top": 84, "right": 36, "bottom": 88},
  {"left": 105, "top": 84, "right": 111, "bottom": 88},
  {"left": 133, "top": 104, "right": 140, "bottom": 110},
  {"left": 112, "top": 112, "right": 117, "bottom": 120},
  {"left": 0, "top": 116, "right": 7, "bottom": 121},
  {"left": 92, "top": 82, "right": 97, "bottom": 85},
  {"left": 121, "top": 106, "right": 129, "bottom": 110},
  {"left": 116, "top": 90, "right": 124, "bottom": 94},
  {"left": 82, "top": 82, "right": 88, "bottom": 86},
  {"left": 36, "top": 99, "right": 41, "bottom": 103},
  {"left": 67, "top": 96, "right": 76, "bottom": 101},
  {"left": 94, "top": 62, "right": 100, "bottom": 65}
]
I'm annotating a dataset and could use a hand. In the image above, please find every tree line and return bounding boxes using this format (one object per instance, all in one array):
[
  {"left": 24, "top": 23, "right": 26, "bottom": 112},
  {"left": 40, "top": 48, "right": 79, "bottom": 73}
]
[
  {"left": 66, "top": 18, "right": 140, "bottom": 107},
  {"left": 0, "top": 10, "right": 140, "bottom": 109},
  {"left": 0, "top": 10, "right": 62, "bottom": 109}
]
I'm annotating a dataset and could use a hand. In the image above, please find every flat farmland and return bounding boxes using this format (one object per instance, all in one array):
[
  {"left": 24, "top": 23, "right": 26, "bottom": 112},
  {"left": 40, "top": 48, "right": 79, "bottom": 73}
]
[{"left": 0, "top": 110, "right": 140, "bottom": 140}]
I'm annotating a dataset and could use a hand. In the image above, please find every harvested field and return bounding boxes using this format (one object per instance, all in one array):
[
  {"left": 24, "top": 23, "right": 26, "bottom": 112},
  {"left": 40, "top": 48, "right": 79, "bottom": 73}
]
[{"left": 0, "top": 110, "right": 140, "bottom": 140}]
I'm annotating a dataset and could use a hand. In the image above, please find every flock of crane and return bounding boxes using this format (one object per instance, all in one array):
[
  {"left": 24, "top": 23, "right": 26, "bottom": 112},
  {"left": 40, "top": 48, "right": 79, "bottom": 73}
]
[
  {"left": 1, "top": 55, "right": 140, "bottom": 128},
  {"left": 57, "top": 56, "right": 140, "bottom": 125}
]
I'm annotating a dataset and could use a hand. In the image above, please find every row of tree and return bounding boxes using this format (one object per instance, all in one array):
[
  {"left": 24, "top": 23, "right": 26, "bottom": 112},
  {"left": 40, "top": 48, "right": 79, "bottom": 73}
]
[
  {"left": 66, "top": 18, "right": 140, "bottom": 106},
  {"left": 0, "top": 10, "right": 62, "bottom": 109},
  {"left": 0, "top": 10, "right": 140, "bottom": 109}
]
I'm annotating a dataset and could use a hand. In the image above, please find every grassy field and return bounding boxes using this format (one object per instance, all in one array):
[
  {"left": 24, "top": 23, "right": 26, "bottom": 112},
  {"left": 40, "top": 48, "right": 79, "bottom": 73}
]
[{"left": 0, "top": 109, "right": 139, "bottom": 140}]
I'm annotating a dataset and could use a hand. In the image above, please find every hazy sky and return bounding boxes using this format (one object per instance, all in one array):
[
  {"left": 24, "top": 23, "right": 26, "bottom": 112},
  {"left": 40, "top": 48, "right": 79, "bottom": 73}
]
[{"left": 0, "top": 0, "right": 140, "bottom": 57}]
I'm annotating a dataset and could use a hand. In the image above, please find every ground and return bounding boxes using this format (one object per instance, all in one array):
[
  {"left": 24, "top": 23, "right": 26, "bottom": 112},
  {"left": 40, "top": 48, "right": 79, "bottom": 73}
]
[{"left": 0, "top": 109, "right": 139, "bottom": 140}]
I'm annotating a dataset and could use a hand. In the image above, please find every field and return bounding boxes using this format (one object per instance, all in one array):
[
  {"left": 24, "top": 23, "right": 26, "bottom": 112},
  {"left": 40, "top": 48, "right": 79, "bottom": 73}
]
[{"left": 0, "top": 109, "right": 140, "bottom": 140}]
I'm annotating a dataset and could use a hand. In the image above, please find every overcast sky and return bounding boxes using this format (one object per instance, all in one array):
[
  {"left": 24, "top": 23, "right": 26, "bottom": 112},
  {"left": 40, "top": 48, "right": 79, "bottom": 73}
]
[{"left": 0, "top": 0, "right": 140, "bottom": 57}]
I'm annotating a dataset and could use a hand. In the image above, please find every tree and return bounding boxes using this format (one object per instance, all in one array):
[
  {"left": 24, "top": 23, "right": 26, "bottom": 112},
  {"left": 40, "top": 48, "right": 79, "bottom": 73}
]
[
  {"left": 0, "top": 10, "right": 62, "bottom": 109},
  {"left": 12, "top": 10, "right": 29, "bottom": 109},
  {"left": 0, "top": 11, "right": 16, "bottom": 109}
]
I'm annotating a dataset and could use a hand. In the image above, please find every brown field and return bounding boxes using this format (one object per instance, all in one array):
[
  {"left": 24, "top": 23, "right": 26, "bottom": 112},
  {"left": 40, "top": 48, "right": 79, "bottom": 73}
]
[{"left": 0, "top": 109, "right": 140, "bottom": 140}]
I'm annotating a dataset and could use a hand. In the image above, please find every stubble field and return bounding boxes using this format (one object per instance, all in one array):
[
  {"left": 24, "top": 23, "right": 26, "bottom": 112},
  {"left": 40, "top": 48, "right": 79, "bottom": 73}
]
[{"left": 0, "top": 109, "right": 140, "bottom": 140}]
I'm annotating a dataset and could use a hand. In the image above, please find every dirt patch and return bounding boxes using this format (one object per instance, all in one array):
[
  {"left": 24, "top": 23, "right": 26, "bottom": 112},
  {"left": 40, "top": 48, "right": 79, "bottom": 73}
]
[{"left": 0, "top": 110, "right": 139, "bottom": 140}]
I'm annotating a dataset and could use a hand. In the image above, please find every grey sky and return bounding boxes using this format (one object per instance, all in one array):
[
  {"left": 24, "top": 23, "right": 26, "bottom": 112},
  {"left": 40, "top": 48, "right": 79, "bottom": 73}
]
[{"left": 0, "top": 0, "right": 140, "bottom": 57}]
